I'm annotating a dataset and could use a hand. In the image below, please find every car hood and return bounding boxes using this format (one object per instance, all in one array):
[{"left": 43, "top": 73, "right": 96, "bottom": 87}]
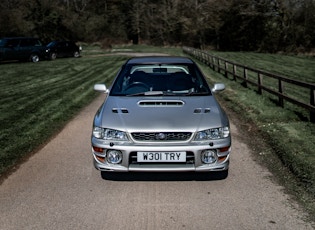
[{"left": 94, "top": 96, "right": 228, "bottom": 132}]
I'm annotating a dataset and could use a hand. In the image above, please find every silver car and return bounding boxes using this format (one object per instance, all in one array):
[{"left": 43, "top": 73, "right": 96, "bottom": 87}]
[{"left": 92, "top": 56, "right": 231, "bottom": 178}]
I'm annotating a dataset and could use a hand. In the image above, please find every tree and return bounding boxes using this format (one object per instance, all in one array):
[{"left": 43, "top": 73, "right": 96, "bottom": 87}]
[
  {"left": 218, "top": 0, "right": 273, "bottom": 51},
  {"left": 0, "top": 0, "right": 313, "bottom": 52}
]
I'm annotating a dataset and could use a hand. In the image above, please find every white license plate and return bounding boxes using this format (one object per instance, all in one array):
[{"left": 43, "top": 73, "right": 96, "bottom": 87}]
[{"left": 137, "top": 152, "right": 186, "bottom": 162}]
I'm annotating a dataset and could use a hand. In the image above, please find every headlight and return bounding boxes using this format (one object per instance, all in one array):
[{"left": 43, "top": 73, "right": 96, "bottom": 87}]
[
  {"left": 93, "top": 127, "right": 129, "bottom": 141},
  {"left": 194, "top": 127, "right": 230, "bottom": 141}
]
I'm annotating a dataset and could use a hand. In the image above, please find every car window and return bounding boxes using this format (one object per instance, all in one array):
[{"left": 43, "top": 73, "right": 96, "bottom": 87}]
[
  {"left": 32, "top": 39, "right": 42, "bottom": 46},
  {"left": 110, "top": 64, "right": 211, "bottom": 96},
  {"left": 67, "top": 42, "right": 76, "bottom": 47},
  {"left": 59, "top": 42, "right": 66, "bottom": 47},
  {"left": 47, "top": 41, "right": 57, "bottom": 47},
  {"left": 6, "top": 39, "right": 20, "bottom": 47},
  {"left": 20, "top": 38, "right": 42, "bottom": 47},
  {"left": 20, "top": 39, "right": 31, "bottom": 47}
]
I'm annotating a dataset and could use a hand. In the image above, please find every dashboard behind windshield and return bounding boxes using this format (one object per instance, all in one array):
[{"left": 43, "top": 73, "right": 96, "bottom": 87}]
[{"left": 110, "top": 63, "right": 211, "bottom": 96}]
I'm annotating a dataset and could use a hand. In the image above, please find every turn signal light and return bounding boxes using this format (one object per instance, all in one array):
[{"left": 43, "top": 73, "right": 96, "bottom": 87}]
[
  {"left": 218, "top": 156, "right": 227, "bottom": 162},
  {"left": 93, "top": 146, "right": 104, "bottom": 153},
  {"left": 219, "top": 146, "right": 230, "bottom": 152},
  {"left": 95, "top": 156, "right": 105, "bottom": 163}
]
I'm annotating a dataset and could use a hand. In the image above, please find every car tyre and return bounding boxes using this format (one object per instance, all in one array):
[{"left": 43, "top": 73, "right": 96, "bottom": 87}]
[
  {"left": 30, "top": 54, "right": 40, "bottom": 63},
  {"left": 50, "top": 52, "right": 57, "bottom": 60},
  {"left": 73, "top": 51, "right": 80, "bottom": 58}
]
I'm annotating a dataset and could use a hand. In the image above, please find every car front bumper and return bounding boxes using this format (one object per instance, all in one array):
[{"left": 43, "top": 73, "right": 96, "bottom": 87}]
[{"left": 92, "top": 138, "right": 231, "bottom": 172}]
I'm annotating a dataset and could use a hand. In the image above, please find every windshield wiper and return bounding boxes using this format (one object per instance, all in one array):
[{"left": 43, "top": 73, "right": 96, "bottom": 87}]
[{"left": 184, "top": 91, "right": 210, "bottom": 96}]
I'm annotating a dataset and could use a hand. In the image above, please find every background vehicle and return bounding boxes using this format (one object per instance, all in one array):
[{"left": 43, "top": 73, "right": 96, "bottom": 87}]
[
  {"left": 45, "top": 41, "right": 81, "bottom": 60},
  {"left": 92, "top": 56, "right": 231, "bottom": 178},
  {"left": 0, "top": 37, "right": 46, "bottom": 63}
]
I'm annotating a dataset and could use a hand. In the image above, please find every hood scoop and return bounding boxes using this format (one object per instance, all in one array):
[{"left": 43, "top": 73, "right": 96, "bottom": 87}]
[
  {"left": 112, "top": 108, "right": 129, "bottom": 113},
  {"left": 138, "top": 100, "right": 184, "bottom": 107}
]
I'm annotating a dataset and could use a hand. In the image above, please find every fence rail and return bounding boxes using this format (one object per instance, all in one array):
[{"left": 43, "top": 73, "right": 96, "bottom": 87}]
[{"left": 183, "top": 47, "right": 315, "bottom": 123}]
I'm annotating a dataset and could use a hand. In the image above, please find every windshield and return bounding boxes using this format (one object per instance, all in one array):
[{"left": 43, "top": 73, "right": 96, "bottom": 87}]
[
  {"left": 110, "top": 63, "right": 211, "bottom": 96},
  {"left": 47, "top": 41, "right": 58, "bottom": 47}
]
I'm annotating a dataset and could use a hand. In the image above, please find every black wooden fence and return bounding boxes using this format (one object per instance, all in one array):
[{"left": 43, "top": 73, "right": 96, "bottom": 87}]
[{"left": 183, "top": 47, "right": 315, "bottom": 123}]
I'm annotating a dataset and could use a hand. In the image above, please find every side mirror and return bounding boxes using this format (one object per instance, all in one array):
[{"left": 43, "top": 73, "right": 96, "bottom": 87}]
[
  {"left": 94, "top": 84, "right": 108, "bottom": 93},
  {"left": 212, "top": 83, "right": 225, "bottom": 92}
]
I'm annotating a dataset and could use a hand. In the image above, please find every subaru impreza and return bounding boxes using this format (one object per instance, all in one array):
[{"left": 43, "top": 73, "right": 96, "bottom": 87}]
[{"left": 92, "top": 56, "right": 231, "bottom": 178}]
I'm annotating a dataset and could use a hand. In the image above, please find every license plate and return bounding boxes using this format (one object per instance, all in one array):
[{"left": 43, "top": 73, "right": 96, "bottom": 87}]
[{"left": 137, "top": 152, "right": 186, "bottom": 162}]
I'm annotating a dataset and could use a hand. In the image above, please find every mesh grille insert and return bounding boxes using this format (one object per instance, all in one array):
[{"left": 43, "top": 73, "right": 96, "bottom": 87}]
[{"left": 132, "top": 132, "right": 192, "bottom": 141}]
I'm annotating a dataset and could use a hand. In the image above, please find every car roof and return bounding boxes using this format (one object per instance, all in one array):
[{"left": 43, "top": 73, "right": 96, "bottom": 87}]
[
  {"left": 126, "top": 56, "right": 194, "bottom": 64},
  {"left": 1, "top": 37, "right": 39, "bottom": 40}
]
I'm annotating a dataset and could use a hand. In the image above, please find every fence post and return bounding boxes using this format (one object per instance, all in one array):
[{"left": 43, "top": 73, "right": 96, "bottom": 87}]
[
  {"left": 217, "top": 59, "right": 220, "bottom": 73},
  {"left": 243, "top": 68, "right": 248, "bottom": 87},
  {"left": 233, "top": 65, "right": 237, "bottom": 81},
  {"left": 278, "top": 79, "right": 284, "bottom": 107},
  {"left": 208, "top": 54, "right": 212, "bottom": 68},
  {"left": 206, "top": 53, "right": 210, "bottom": 66},
  {"left": 224, "top": 62, "right": 228, "bottom": 78},
  {"left": 206, "top": 53, "right": 210, "bottom": 67},
  {"left": 202, "top": 52, "right": 205, "bottom": 63},
  {"left": 311, "top": 88, "right": 315, "bottom": 123},
  {"left": 258, "top": 73, "right": 263, "bottom": 95}
]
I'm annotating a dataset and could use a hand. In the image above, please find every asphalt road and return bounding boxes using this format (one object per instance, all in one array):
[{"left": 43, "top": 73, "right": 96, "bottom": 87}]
[{"left": 0, "top": 94, "right": 314, "bottom": 230}]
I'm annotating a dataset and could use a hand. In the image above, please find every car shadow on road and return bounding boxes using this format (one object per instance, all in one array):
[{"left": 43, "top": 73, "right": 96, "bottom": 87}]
[{"left": 100, "top": 171, "right": 228, "bottom": 181}]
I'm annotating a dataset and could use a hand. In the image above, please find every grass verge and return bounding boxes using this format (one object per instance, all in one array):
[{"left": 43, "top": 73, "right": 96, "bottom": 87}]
[
  {"left": 196, "top": 56, "right": 315, "bottom": 221},
  {"left": 0, "top": 54, "right": 127, "bottom": 177}
]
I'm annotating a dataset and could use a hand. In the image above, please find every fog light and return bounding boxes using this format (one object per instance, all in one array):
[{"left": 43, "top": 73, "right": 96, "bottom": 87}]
[
  {"left": 201, "top": 150, "right": 217, "bottom": 164},
  {"left": 106, "top": 150, "right": 122, "bottom": 164}
]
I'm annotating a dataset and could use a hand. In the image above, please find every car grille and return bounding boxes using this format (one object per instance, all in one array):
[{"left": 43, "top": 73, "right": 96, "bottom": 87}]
[
  {"left": 131, "top": 132, "right": 192, "bottom": 141},
  {"left": 129, "top": 151, "right": 195, "bottom": 164}
]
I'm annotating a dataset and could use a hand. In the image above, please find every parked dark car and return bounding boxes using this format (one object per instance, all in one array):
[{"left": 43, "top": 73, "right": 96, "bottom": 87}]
[
  {"left": 0, "top": 37, "right": 46, "bottom": 63},
  {"left": 45, "top": 41, "right": 81, "bottom": 60}
]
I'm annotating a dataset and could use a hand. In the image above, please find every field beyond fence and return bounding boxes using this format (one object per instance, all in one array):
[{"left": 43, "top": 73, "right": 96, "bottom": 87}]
[{"left": 183, "top": 47, "right": 315, "bottom": 123}]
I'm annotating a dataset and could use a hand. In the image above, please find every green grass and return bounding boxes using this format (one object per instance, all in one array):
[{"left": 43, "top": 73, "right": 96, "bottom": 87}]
[
  {"left": 207, "top": 51, "right": 315, "bottom": 83},
  {"left": 194, "top": 52, "right": 315, "bottom": 219},
  {"left": 0, "top": 55, "right": 127, "bottom": 175},
  {"left": 0, "top": 45, "right": 177, "bottom": 177},
  {"left": 198, "top": 51, "right": 315, "bottom": 118}
]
